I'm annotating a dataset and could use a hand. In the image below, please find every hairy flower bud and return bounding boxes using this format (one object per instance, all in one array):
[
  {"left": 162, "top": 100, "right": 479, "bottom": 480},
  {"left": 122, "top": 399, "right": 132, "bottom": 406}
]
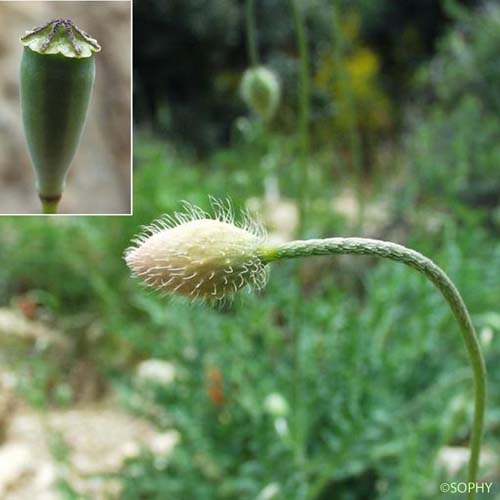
[
  {"left": 240, "top": 66, "right": 281, "bottom": 121},
  {"left": 125, "top": 201, "right": 269, "bottom": 300}
]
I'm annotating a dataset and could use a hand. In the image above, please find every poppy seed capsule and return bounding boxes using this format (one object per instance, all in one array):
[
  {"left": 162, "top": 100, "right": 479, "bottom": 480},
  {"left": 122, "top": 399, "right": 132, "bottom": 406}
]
[
  {"left": 240, "top": 66, "right": 281, "bottom": 121},
  {"left": 19, "top": 19, "right": 101, "bottom": 213},
  {"left": 125, "top": 202, "right": 269, "bottom": 301}
]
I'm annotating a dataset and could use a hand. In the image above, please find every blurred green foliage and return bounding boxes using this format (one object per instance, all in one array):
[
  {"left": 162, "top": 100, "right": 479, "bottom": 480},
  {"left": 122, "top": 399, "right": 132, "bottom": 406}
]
[
  {"left": 407, "top": 3, "right": 500, "bottom": 208},
  {"left": 133, "top": 0, "right": 460, "bottom": 155},
  {"left": 0, "top": 2, "right": 499, "bottom": 499},
  {"left": 0, "top": 138, "right": 499, "bottom": 498}
]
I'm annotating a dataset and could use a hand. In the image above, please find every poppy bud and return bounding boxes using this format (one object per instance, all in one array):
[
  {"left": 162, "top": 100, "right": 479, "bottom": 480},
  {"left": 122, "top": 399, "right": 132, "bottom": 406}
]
[
  {"left": 240, "top": 66, "right": 281, "bottom": 121},
  {"left": 125, "top": 201, "right": 269, "bottom": 301}
]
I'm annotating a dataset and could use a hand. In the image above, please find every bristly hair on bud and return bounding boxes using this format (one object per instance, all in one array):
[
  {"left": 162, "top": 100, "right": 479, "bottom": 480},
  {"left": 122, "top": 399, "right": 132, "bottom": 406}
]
[{"left": 124, "top": 198, "right": 269, "bottom": 302}]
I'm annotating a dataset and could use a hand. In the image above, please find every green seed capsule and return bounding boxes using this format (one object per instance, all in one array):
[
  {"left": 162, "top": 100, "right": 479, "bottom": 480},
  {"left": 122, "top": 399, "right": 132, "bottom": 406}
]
[{"left": 19, "top": 19, "right": 101, "bottom": 214}]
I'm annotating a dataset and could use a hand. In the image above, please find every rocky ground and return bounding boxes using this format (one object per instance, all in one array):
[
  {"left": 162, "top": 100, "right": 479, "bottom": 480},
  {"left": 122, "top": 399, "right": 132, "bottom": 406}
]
[
  {"left": 0, "top": 306, "right": 178, "bottom": 500},
  {"left": 0, "top": 399, "right": 178, "bottom": 500}
]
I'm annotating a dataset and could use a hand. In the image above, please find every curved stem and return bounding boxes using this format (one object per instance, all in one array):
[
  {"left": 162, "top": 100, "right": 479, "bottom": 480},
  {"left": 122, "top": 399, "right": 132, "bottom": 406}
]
[
  {"left": 245, "top": 0, "right": 258, "bottom": 67},
  {"left": 260, "top": 237, "right": 486, "bottom": 499}
]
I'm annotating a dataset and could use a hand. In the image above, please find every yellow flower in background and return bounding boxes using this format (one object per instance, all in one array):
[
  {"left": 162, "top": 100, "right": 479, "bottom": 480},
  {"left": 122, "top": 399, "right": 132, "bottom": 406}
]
[{"left": 315, "top": 11, "right": 392, "bottom": 136}]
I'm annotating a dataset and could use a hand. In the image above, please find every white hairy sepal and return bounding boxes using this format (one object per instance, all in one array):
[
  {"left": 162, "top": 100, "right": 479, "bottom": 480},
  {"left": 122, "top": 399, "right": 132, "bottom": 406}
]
[{"left": 125, "top": 202, "right": 269, "bottom": 301}]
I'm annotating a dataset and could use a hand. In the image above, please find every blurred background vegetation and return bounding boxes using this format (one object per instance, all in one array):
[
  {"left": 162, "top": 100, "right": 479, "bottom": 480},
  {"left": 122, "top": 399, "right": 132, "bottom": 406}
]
[{"left": 0, "top": 0, "right": 499, "bottom": 498}]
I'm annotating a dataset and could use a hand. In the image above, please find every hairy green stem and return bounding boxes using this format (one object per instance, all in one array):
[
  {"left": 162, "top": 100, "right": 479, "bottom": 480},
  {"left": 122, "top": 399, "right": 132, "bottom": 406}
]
[
  {"left": 260, "top": 237, "right": 486, "bottom": 499},
  {"left": 245, "top": 0, "right": 258, "bottom": 67},
  {"left": 288, "top": 0, "right": 311, "bottom": 235}
]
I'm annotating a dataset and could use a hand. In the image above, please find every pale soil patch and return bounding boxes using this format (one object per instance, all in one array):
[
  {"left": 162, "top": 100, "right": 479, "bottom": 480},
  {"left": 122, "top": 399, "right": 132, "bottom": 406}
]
[{"left": 0, "top": 401, "right": 178, "bottom": 500}]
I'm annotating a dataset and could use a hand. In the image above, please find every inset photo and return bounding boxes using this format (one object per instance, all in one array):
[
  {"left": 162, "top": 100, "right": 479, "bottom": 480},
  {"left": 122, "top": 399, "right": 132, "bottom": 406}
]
[{"left": 0, "top": 1, "right": 131, "bottom": 215}]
